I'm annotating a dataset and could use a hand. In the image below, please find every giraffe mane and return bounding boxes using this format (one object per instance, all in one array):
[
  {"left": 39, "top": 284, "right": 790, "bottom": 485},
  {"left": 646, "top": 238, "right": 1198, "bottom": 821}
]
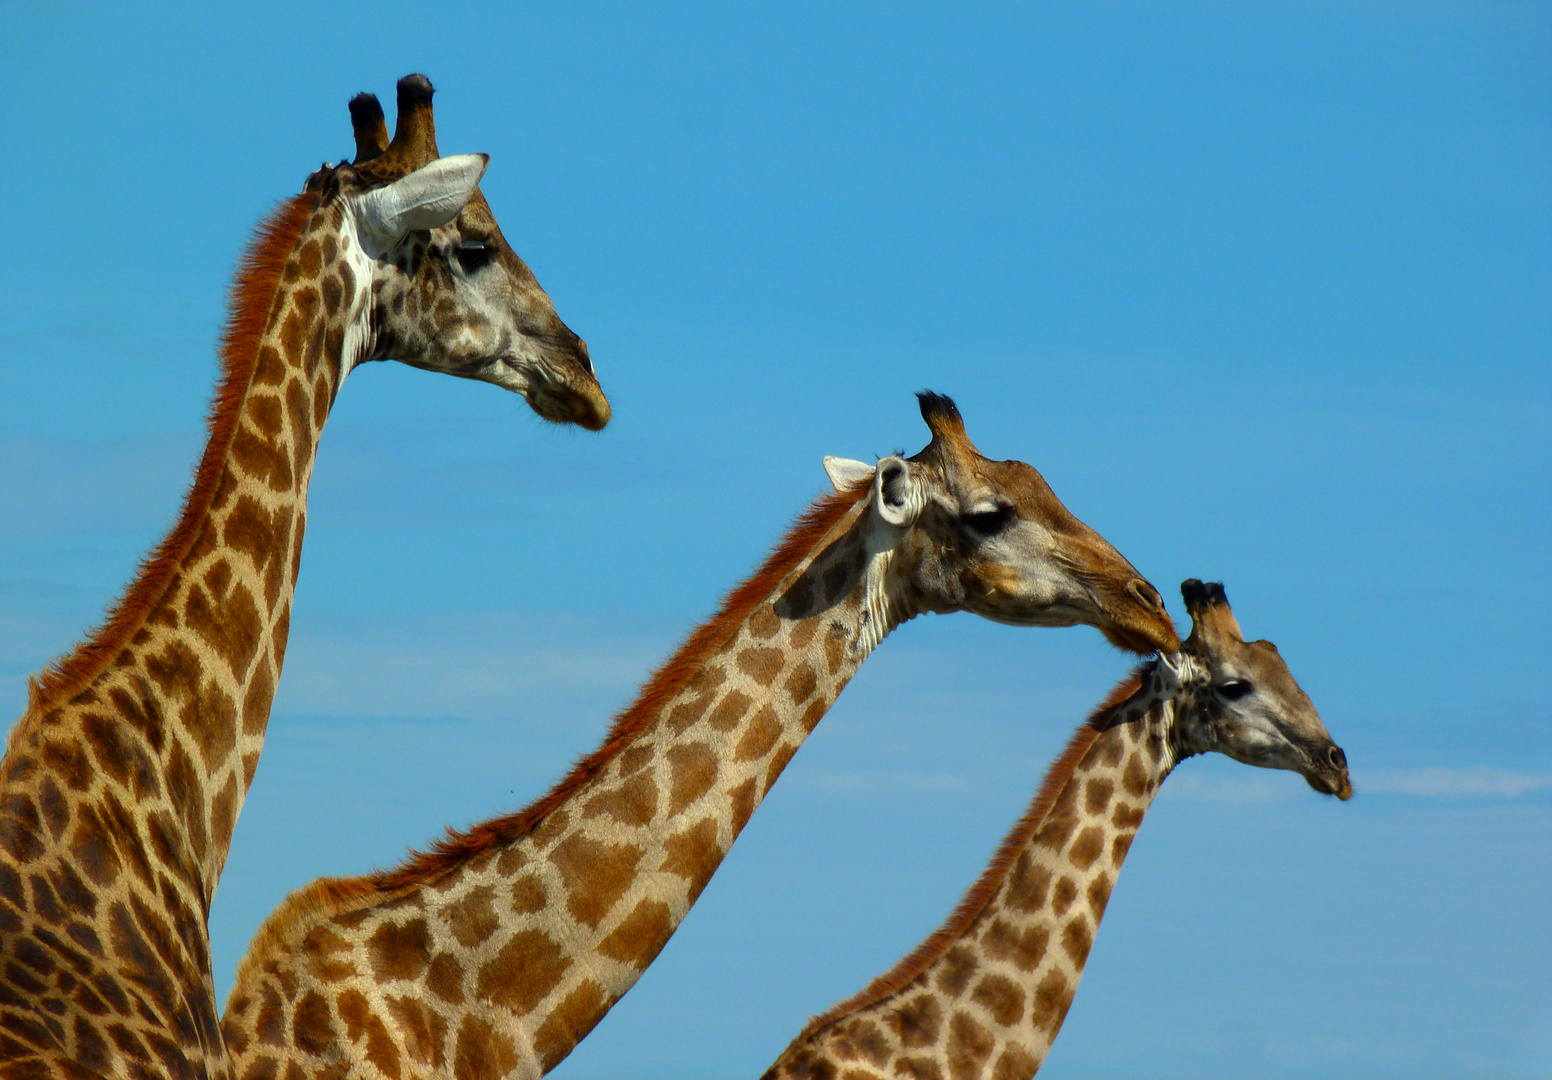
[
  {"left": 277, "top": 479, "right": 874, "bottom": 918},
  {"left": 22, "top": 193, "right": 319, "bottom": 720},
  {"left": 789, "top": 667, "right": 1147, "bottom": 1045}
]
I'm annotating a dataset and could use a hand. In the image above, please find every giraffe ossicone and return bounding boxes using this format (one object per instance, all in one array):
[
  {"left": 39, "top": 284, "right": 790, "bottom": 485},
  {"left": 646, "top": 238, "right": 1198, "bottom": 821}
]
[
  {"left": 764, "top": 579, "right": 1351, "bottom": 1080},
  {"left": 220, "top": 391, "right": 1179, "bottom": 1080},
  {"left": 0, "top": 74, "right": 608, "bottom": 1079}
]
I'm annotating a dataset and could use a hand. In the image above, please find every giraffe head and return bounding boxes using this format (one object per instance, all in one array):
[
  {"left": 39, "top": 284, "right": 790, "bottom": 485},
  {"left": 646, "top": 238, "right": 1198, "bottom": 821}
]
[
  {"left": 823, "top": 392, "right": 1178, "bottom": 654},
  {"left": 314, "top": 75, "right": 609, "bottom": 429},
  {"left": 1173, "top": 579, "right": 1352, "bottom": 799}
]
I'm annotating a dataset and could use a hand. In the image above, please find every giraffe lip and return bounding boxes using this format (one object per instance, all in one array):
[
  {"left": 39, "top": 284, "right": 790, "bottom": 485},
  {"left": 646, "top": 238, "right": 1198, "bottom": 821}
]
[{"left": 1306, "top": 769, "right": 1353, "bottom": 800}]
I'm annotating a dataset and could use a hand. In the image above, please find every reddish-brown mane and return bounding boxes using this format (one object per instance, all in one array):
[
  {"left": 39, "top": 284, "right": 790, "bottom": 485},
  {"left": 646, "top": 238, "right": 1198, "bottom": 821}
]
[
  {"left": 25, "top": 193, "right": 318, "bottom": 713},
  {"left": 341, "top": 479, "right": 874, "bottom": 897},
  {"left": 793, "top": 667, "right": 1148, "bottom": 1042}
]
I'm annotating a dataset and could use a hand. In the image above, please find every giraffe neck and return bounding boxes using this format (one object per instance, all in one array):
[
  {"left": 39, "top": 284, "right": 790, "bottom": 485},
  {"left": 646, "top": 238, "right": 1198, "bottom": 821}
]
[
  {"left": 222, "top": 485, "right": 918, "bottom": 1078},
  {"left": 768, "top": 665, "right": 1185, "bottom": 1080},
  {"left": 0, "top": 192, "right": 376, "bottom": 1075}
]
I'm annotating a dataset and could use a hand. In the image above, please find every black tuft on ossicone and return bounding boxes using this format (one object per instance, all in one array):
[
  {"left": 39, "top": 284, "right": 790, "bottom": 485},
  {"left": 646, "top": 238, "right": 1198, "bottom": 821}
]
[
  {"left": 1181, "top": 579, "right": 1229, "bottom": 611},
  {"left": 349, "top": 93, "right": 384, "bottom": 127},
  {"left": 916, "top": 390, "right": 962, "bottom": 427},
  {"left": 397, "top": 73, "right": 435, "bottom": 107}
]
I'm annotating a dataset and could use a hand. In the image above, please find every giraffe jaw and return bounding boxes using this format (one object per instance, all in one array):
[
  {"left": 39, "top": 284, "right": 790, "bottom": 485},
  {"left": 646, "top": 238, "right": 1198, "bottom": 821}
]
[{"left": 487, "top": 355, "right": 610, "bottom": 430}]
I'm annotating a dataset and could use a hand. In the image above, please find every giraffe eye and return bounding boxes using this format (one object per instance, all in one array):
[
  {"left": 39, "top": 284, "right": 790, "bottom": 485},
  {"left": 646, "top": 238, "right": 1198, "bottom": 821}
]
[
  {"left": 1216, "top": 680, "right": 1253, "bottom": 701},
  {"left": 963, "top": 504, "right": 1015, "bottom": 536},
  {"left": 456, "top": 239, "right": 492, "bottom": 272}
]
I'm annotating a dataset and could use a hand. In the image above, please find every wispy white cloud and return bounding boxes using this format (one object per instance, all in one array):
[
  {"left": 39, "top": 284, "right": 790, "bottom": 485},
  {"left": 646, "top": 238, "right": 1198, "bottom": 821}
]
[{"left": 1361, "top": 767, "right": 1552, "bottom": 799}]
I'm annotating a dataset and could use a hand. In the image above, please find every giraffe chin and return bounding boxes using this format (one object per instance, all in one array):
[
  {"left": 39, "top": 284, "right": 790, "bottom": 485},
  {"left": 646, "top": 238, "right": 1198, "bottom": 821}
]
[
  {"left": 1305, "top": 769, "right": 1354, "bottom": 801},
  {"left": 524, "top": 380, "right": 610, "bottom": 430}
]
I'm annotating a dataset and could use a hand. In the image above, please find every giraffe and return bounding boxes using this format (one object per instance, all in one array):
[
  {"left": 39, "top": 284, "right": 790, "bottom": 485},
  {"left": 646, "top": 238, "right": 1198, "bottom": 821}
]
[
  {"left": 763, "top": 579, "right": 1352, "bottom": 1080},
  {"left": 218, "top": 392, "right": 1180, "bottom": 1080},
  {"left": 0, "top": 75, "right": 609, "bottom": 1080}
]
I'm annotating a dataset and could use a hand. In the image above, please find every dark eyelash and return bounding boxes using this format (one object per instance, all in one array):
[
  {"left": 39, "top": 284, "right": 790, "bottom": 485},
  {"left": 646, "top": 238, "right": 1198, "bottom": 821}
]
[
  {"left": 963, "top": 505, "right": 1015, "bottom": 535},
  {"left": 456, "top": 241, "right": 493, "bottom": 272},
  {"left": 1217, "top": 680, "right": 1253, "bottom": 701}
]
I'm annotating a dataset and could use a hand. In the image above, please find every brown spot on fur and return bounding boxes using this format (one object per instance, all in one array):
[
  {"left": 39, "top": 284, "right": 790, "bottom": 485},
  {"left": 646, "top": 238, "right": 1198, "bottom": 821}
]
[
  {"left": 245, "top": 394, "right": 284, "bottom": 438},
  {"left": 734, "top": 704, "right": 783, "bottom": 762},
  {"left": 452, "top": 1012, "right": 521, "bottom": 1080},
  {"left": 1111, "top": 802, "right": 1144, "bottom": 830},
  {"left": 366, "top": 918, "right": 431, "bottom": 982},
  {"left": 765, "top": 740, "right": 798, "bottom": 792},
  {"left": 243, "top": 659, "right": 275, "bottom": 736},
  {"left": 385, "top": 994, "right": 447, "bottom": 1069},
  {"left": 971, "top": 973, "right": 1025, "bottom": 1027},
  {"left": 982, "top": 918, "right": 1048, "bottom": 972},
  {"left": 584, "top": 773, "right": 658, "bottom": 827},
  {"left": 1029, "top": 967, "right": 1073, "bottom": 1032},
  {"left": 509, "top": 875, "right": 546, "bottom": 915},
  {"left": 935, "top": 944, "right": 977, "bottom": 998},
  {"left": 533, "top": 978, "right": 606, "bottom": 1069},
  {"left": 748, "top": 605, "right": 781, "bottom": 640},
  {"left": 1084, "top": 778, "right": 1113, "bottom": 815},
  {"left": 210, "top": 772, "right": 240, "bottom": 859},
  {"left": 474, "top": 929, "right": 571, "bottom": 1014},
  {"left": 666, "top": 742, "right": 719, "bottom": 816},
  {"left": 446, "top": 885, "right": 500, "bottom": 947},
  {"left": 788, "top": 617, "right": 818, "bottom": 651},
  {"left": 785, "top": 661, "right": 818, "bottom": 705},
  {"left": 598, "top": 898, "right": 674, "bottom": 968},
  {"left": 1087, "top": 872, "right": 1113, "bottom": 918},
  {"left": 661, "top": 817, "right": 720, "bottom": 900},
  {"left": 1008, "top": 853, "right": 1052, "bottom": 913},
  {"left": 426, "top": 952, "right": 464, "bottom": 1004},
  {"left": 1111, "top": 832, "right": 1135, "bottom": 867},
  {"left": 729, "top": 777, "right": 759, "bottom": 835},
  {"left": 1122, "top": 753, "right": 1149, "bottom": 798},
  {"left": 1062, "top": 915, "right": 1094, "bottom": 966},
  {"left": 1068, "top": 826, "right": 1105, "bottom": 872},
  {"left": 188, "top": 676, "right": 238, "bottom": 772},
  {"left": 291, "top": 990, "right": 334, "bottom": 1056},
  {"left": 551, "top": 833, "right": 643, "bottom": 929},
  {"left": 1033, "top": 783, "right": 1080, "bottom": 852},
  {"left": 824, "top": 620, "right": 848, "bottom": 673},
  {"left": 1051, "top": 876, "right": 1078, "bottom": 918},
  {"left": 617, "top": 744, "right": 655, "bottom": 776},
  {"left": 946, "top": 1010, "right": 996, "bottom": 1080},
  {"left": 991, "top": 1044, "right": 1040, "bottom": 1080},
  {"left": 737, "top": 646, "right": 785, "bottom": 686},
  {"left": 706, "top": 688, "right": 751, "bottom": 734},
  {"left": 892, "top": 993, "right": 942, "bottom": 1048}
]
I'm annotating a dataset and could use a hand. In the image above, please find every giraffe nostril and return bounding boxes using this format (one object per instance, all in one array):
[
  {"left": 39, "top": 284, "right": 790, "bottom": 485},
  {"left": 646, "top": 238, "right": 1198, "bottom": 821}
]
[
  {"left": 1328, "top": 745, "right": 1347, "bottom": 771},
  {"left": 1128, "top": 579, "right": 1165, "bottom": 614}
]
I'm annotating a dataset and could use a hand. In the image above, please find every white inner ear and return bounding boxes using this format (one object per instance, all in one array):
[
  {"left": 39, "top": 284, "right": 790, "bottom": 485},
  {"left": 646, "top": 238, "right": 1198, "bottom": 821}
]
[
  {"left": 823, "top": 456, "right": 876, "bottom": 493},
  {"left": 873, "top": 455, "right": 921, "bottom": 527},
  {"left": 355, "top": 153, "right": 490, "bottom": 257}
]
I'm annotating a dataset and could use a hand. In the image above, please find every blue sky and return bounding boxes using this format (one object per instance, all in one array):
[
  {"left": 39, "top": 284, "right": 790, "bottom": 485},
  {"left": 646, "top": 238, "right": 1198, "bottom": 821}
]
[{"left": 2, "top": 2, "right": 1548, "bottom": 1077}]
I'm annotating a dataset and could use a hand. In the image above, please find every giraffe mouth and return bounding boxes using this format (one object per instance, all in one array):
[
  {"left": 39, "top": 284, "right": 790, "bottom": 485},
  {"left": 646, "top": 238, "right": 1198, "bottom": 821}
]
[{"left": 492, "top": 356, "right": 611, "bottom": 430}]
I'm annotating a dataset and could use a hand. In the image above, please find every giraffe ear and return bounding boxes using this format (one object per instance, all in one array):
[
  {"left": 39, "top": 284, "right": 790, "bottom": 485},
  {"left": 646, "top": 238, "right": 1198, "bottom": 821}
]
[
  {"left": 355, "top": 153, "right": 489, "bottom": 256},
  {"left": 873, "top": 455, "right": 924, "bottom": 527},
  {"left": 823, "top": 456, "right": 875, "bottom": 493}
]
